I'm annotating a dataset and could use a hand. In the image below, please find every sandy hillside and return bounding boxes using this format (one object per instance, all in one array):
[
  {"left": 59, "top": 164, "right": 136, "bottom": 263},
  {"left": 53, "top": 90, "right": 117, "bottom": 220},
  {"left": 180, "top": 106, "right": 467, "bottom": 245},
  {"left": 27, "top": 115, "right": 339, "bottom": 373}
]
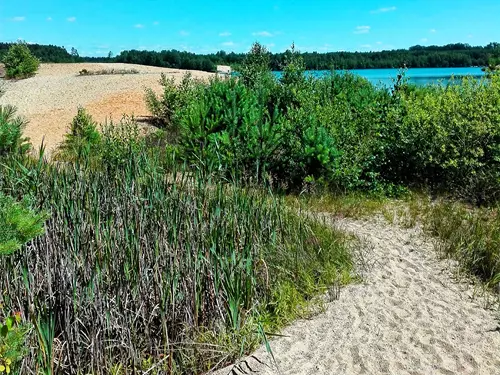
[
  {"left": 0, "top": 63, "right": 213, "bottom": 152},
  {"left": 218, "top": 217, "right": 500, "bottom": 375}
]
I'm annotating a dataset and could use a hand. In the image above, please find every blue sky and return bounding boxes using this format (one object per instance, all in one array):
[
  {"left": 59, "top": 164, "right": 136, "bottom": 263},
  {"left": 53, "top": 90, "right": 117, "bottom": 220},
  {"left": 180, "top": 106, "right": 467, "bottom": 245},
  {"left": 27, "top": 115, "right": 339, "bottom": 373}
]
[{"left": 1, "top": 0, "right": 499, "bottom": 56}]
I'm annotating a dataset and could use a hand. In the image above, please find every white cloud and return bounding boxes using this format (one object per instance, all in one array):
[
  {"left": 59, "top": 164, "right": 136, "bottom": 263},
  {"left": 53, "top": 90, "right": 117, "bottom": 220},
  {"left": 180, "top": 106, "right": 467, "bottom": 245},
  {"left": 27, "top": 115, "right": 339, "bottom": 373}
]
[
  {"left": 153, "top": 21, "right": 160, "bottom": 25},
  {"left": 267, "top": 43, "right": 276, "bottom": 48},
  {"left": 179, "top": 30, "right": 190, "bottom": 36},
  {"left": 354, "top": 25, "right": 370, "bottom": 34},
  {"left": 222, "top": 41, "right": 235, "bottom": 47},
  {"left": 468, "top": 34, "right": 473, "bottom": 39},
  {"left": 252, "top": 31, "right": 273, "bottom": 37},
  {"left": 420, "top": 38, "right": 428, "bottom": 43},
  {"left": 219, "top": 31, "right": 231, "bottom": 37},
  {"left": 134, "top": 24, "right": 144, "bottom": 28},
  {"left": 376, "top": 41, "right": 383, "bottom": 45},
  {"left": 67, "top": 16, "right": 76, "bottom": 22},
  {"left": 361, "top": 44, "right": 372, "bottom": 49},
  {"left": 371, "top": 6, "right": 396, "bottom": 13},
  {"left": 430, "top": 29, "right": 436, "bottom": 33},
  {"left": 12, "top": 16, "right": 25, "bottom": 22},
  {"left": 47, "top": 17, "right": 52, "bottom": 21}
]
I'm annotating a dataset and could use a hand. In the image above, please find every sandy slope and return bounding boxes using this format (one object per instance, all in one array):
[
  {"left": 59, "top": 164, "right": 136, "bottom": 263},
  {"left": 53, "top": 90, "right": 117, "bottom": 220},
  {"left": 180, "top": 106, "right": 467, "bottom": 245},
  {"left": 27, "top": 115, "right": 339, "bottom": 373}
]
[
  {"left": 219, "top": 218, "right": 500, "bottom": 375},
  {"left": 0, "top": 63, "right": 213, "bottom": 152}
]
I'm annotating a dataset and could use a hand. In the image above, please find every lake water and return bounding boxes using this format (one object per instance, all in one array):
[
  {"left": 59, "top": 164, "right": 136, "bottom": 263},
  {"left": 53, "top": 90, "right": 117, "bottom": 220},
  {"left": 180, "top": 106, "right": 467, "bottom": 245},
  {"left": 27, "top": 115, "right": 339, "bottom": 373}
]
[{"left": 274, "top": 67, "right": 485, "bottom": 87}]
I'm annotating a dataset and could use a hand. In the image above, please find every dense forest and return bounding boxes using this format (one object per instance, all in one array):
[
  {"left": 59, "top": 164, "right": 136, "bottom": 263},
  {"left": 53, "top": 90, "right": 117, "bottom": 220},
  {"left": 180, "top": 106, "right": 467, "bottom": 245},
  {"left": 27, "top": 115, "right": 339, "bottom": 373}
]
[
  {"left": 1, "top": 41, "right": 500, "bottom": 72},
  {"left": 111, "top": 42, "right": 500, "bottom": 71}
]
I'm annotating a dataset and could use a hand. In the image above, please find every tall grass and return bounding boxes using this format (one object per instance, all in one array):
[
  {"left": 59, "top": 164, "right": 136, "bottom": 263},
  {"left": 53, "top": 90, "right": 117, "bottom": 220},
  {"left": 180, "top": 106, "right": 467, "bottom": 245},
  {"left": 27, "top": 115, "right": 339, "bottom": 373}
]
[{"left": 0, "top": 136, "right": 352, "bottom": 373}]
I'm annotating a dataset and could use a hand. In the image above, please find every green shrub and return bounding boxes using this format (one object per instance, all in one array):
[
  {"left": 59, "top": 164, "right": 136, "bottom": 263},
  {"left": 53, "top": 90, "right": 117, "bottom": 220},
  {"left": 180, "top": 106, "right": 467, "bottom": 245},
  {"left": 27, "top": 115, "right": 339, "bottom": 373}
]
[
  {"left": 3, "top": 42, "right": 40, "bottom": 79},
  {"left": 54, "top": 107, "right": 101, "bottom": 162},
  {"left": 0, "top": 193, "right": 46, "bottom": 255},
  {"left": 0, "top": 105, "right": 30, "bottom": 157},
  {"left": 381, "top": 75, "right": 500, "bottom": 202},
  {"left": 0, "top": 193, "right": 46, "bottom": 374},
  {"left": 145, "top": 72, "right": 201, "bottom": 134}
]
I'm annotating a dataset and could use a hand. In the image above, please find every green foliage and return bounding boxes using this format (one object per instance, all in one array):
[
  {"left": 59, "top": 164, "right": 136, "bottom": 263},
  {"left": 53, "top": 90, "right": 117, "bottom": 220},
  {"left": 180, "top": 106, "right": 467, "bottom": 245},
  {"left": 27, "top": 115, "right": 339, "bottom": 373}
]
[
  {"left": 145, "top": 72, "right": 200, "bottom": 133},
  {"left": 54, "top": 107, "right": 101, "bottom": 162},
  {"left": 0, "top": 314, "right": 29, "bottom": 374},
  {"left": 380, "top": 75, "right": 500, "bottom": 202},
  {"left": 424, "top": 202, "right": 500, "bottom": 286},
  {"left": 78, "top": 68, "right": 139, "bottom": 76},
  {"left": 0, "top": 149, "right": 352, "bottom": 374},
  {"left": 0, "top": 193, "right": 46, "bottom": 256},
  {"left": 2, "top": 42, "right": 40, "bottom": 79},
  {"left": 239, "top": 42, "right": 273, "bottom": 88},
  {"left": 0, "top": 106, "right": 30, "bottom": 157},
  {"left": 145, "top": 43, "right": 500, "bottom": 200}
]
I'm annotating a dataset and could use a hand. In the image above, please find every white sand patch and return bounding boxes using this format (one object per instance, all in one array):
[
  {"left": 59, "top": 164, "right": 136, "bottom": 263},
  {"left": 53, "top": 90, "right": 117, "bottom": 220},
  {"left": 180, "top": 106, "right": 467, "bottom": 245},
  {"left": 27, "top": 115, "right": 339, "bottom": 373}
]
[{"left": 218, "top": 217, "right": 500, "bottom": 375}]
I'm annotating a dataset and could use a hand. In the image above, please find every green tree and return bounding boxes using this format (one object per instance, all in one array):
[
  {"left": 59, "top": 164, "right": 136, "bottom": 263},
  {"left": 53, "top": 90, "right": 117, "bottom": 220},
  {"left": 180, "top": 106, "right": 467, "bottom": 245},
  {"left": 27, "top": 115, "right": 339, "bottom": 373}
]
[
  {"left": 239, "top": 42, "right": 272, "bottom": 87},
  {"left": 2, "top": 41, "right": 40, "bottom": 79}
]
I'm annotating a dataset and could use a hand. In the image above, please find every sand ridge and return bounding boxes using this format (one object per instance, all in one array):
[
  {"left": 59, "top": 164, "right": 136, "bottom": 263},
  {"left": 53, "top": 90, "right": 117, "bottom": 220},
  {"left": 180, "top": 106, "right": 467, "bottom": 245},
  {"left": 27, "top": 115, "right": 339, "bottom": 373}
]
[
  {"left": 219, "top": 217, "right": 500, "bottom": 375},
  {"left": 0, "top": 63, "right": 213, "bottom": 152}
]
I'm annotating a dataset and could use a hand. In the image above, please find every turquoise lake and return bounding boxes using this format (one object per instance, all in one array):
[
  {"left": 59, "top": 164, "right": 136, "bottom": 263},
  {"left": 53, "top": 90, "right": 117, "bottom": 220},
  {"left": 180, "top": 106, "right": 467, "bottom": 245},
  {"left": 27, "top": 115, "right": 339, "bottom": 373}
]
[{"left": 274, "top": 67, "right": 486, "bottom": 87}]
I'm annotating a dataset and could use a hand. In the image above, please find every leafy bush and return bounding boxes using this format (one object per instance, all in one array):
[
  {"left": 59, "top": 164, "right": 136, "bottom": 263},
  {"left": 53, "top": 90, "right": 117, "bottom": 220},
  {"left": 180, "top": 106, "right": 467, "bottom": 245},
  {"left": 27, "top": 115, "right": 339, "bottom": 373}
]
[
  {"left": 2, "top": 42, "right": 40, "bottom": 79},
  {"left": 145, "top": 72, "right": 201, "bottom": 135},
  {"left": 380, "top": 75, "right": 500, "bottom": 202},
  {"left": 0, "top": 105, "right": 30, "bottom": 157}
]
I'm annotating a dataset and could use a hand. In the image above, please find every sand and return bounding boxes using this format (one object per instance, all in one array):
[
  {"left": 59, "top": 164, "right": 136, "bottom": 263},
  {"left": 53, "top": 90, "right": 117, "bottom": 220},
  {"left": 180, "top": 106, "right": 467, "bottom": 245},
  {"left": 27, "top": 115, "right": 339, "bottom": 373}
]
[
  {"left": 0, "top": 63, "right": 213, "bottom": 152},
  {"left": 218, "top": 217, "right": 500, "bottom": 375}
]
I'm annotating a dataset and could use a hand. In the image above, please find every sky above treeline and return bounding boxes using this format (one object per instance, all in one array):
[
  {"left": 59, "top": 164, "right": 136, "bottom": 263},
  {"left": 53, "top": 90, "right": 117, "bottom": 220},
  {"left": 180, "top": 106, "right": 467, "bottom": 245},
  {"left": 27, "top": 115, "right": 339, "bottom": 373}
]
[{"left": 1, "top": 0, "right": 499, "bottom": 56}]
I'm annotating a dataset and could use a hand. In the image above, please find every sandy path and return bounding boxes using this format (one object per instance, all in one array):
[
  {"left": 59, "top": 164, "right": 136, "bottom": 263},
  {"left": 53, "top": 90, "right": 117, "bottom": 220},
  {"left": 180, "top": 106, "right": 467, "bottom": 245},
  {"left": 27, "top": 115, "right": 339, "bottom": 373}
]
[
  {"left": 0, "top": 63, "right": 213, "bottom": 152},
  {"left": 220, "top": 218, "right": 500, "bottom": 375}
]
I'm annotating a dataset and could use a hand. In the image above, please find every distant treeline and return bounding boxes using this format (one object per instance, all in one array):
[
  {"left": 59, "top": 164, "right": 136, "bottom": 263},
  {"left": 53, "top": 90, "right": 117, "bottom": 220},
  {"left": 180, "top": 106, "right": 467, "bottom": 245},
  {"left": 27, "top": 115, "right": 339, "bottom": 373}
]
[
  {"left": 0, "top": 43, "right": 112, "bottom": 64},
  {"left": 1, "top": 41, "right": 499, "bottom": 71},
  {"left": 115, "top": 43, "right": 500, "bottom": 71}
]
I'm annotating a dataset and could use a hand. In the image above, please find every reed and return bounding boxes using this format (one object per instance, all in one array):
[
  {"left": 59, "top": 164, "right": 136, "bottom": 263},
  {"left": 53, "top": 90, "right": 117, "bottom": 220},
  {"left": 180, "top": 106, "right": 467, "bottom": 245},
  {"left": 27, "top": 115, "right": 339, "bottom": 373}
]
[{"left": 0, "top": 141, "right": 352, "bottom": 374}]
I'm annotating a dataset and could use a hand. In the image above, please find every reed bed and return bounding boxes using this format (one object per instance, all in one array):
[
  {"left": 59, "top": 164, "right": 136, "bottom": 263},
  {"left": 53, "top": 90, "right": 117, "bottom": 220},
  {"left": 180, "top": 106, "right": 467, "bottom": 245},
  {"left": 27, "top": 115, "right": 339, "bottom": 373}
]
[{"left": 0, "top": 147, "right": 352, "bottom": 374}]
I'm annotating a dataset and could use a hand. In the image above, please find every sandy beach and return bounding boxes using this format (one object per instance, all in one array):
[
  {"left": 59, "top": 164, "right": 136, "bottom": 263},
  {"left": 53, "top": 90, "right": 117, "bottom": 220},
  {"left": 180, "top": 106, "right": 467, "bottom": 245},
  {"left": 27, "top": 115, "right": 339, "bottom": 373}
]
[
  {"left": 218, "top": 217, "right": 500, "bottom": 375},
  {"left": 0, "top": 63, "right": 213, "bottom": 152}
]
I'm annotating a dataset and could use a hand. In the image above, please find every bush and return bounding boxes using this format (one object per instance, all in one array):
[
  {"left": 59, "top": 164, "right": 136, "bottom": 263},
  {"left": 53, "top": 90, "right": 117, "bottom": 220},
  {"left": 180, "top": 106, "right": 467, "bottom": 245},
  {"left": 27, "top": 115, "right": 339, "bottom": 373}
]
[
  {"left": 145, "top": 72, "right": 200, "bottom": 134},
  {"left": 55, "top": 107, "right": 101, "bottom": 162},
  {"left": 380, "top": 75, "right": 500, "bottom": 202},
  {"left": 0, "top": 193, "right": 46, "bottom": 255},
  {"left": 0, "top": 105, "right": 30, "bottom": 157},
  {"left": 0, "top": 193, "right": 46, "bottom": 373},
  {"left": 2, "top": 42, "right": 40, "bottom": 79}
]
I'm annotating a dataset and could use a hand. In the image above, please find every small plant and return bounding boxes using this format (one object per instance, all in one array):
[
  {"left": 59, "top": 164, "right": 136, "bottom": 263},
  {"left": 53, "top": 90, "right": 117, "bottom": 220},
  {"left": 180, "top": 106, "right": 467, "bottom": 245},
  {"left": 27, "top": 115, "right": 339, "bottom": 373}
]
[
  {"left": 0, "top": 193, "right": 47, "bottom": 256},
  {"left": 55, "top": 107, "right": 101, "bottom": 161},
  {"left": 0, "top": 106, "right": 30, "bottom": 157},
  {"left": 0, "top": 313, "right": 29, "bottom": 374},
  {"left": 2, "top": 41, "right": 40, "bottom": 79},
  {"left": 0, "top": 193, "right": 46, "bottom": 374},
  {"left": 145, "top": 72, "right": 200, "bottom": 132}
]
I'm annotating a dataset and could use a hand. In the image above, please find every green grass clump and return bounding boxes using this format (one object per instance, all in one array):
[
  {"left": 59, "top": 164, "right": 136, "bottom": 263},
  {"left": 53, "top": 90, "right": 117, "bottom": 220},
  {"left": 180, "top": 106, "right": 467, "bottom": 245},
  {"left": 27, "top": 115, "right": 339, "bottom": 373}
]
[{"left": 424, "top": 202, "right": 500, "bottom": 287}]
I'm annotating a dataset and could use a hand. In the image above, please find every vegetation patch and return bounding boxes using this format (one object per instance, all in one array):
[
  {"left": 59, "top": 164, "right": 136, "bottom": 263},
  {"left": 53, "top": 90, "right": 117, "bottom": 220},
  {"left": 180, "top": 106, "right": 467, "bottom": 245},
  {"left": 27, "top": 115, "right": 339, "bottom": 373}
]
[
  {"left": 2, "top": 41, "right": 40, "bottom": 79},
  {"left": 78, "top": 68, "right": 139, "bottom": 76}
]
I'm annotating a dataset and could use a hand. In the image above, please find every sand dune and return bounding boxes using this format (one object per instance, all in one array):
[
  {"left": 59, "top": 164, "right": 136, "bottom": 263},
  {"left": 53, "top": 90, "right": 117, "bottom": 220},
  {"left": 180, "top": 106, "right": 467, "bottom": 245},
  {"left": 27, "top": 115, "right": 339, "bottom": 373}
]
[
  {"left": 0, "top": 63, "right": 213, "bottom": 152},
  {"left": 219, "top": 217, "right": 500, "bottom": 375}
]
